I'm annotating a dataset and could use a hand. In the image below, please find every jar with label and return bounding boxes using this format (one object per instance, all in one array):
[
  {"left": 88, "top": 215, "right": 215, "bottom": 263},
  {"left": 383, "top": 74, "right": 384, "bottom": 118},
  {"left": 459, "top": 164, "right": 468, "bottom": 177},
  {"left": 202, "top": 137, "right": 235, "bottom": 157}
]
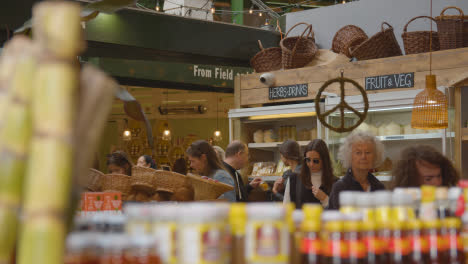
[
  {"left": 127, "top": 235, "right": 161, "bottom": 264},
  {"left": 99, "top": 234, "right": 129, "bottom": 264},
  {"left": 125, "top": 203, "right": 152, "bottom": 235},
  {"left": 245, "top": 203, "right": 289, "bottom": 264},
  {"left": 420, "top": 185, "right": 437, "bottom": 221},
  {"left": 151, "top": 204, "right": 178, "bottom": 264},
  {"left": 177, "top": 203, "right": 226, "bottom": 264},
  {"left": 64, "top": 232, "right": 89, "bottom": 264}
]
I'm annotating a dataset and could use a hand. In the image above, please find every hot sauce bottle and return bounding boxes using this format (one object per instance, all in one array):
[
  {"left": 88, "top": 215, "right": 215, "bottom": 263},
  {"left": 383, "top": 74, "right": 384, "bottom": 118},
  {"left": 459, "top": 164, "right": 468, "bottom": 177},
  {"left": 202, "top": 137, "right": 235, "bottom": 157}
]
[
  {"left": 230, "top": 203, "right": 247, "bottom": 264},
  {"left": 424, "top": 219, "right": 445, "bottom": 264},
  {"left": 343, "top": 213, "right": 366, "bottom": 264},
  {"left": 374, "top": 191, "right": 393, "bottom": 264},
  {"left": 300, "top": 205, "right": 323, "bottom": 264},
  {"left": 361, "top": 219, "right": 383, "bottom": 264},
  {"left": 322, "top": 212, "right": 348, "bottom": 264},
  {"left": 407, "top": 219, "right": 429, "bottom": 264},
  {"left": 388, "top": 220, "right": 410, "bottom": 264},
  {"left": 442, "top": 217, "right": 465, "bottom": 264}
]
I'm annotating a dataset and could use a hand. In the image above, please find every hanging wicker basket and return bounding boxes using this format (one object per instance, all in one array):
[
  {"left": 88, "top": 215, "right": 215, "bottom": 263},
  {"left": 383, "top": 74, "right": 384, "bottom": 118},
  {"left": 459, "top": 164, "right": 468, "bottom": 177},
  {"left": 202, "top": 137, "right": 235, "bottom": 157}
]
[
  {"left": 402, "top": 16, "right": 440, "bottom": 55},
  {"left": 435, "top": 6, "right": 465, "bottom": 50},
  {"left": 101, "top": 173, "right": 131, "bottom": 200},
  {"left": 250, "top": 40, "right": 282, "bottom": 73},
  {"left": 186, "top": 173, "right": 234, "bottom": 200},
  {"left": 331, "top": 25, "right": 368, "bottom": 58},
  {"left": 349, "top": 22, "right": 402, "bottom": 61},
  {"left": 86, "top": 168, "right": 104, "bottom": 192},
  {"left": 131, "top": 166, "right": 157, "bottom": 195},
  {"left": 280, "top": 22, "right": 317, "bottom": 69}
]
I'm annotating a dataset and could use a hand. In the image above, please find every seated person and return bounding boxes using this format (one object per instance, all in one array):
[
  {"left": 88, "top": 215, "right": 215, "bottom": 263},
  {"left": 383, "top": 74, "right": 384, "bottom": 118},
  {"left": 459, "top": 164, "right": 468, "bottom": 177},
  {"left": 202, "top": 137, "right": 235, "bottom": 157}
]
[
  {"left": 392, "top": 144, "right": 459, "bottom": 188},
  {"left": 137, "top": 155, "right": 157, "bottom": 169},
  {"left": 107, "top": 151, "right": 132, "bottom": 175}
]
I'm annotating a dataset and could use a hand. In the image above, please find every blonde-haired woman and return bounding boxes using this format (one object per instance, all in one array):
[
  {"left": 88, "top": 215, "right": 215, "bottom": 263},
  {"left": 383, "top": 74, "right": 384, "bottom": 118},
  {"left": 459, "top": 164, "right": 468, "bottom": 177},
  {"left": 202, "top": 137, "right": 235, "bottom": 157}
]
[{"left": 328, "top": 131, "right": 386, "bottom": 209}]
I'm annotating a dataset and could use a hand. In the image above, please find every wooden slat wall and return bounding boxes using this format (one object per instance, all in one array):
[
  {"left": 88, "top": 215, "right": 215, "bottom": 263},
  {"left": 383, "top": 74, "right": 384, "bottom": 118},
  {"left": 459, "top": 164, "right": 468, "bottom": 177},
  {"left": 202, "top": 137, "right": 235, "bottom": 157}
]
[{"left": 239, "top": 47, "right": 468, "bottom": 106}]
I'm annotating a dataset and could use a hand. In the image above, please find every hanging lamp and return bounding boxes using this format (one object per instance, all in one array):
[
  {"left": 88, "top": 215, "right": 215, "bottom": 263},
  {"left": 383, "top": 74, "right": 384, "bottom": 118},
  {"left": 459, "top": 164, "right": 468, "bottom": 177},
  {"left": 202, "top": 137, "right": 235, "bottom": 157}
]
[
  {"left": 123, "top": 118, "right": 132, "bottom": 141},
  {"left": 411, "top": 0, "right": 448, "bottom": 129},
  {"left": 162, "top": 89, "right": 172, "bottom": 141},
  {"left": 213, "top": 93, "right": 222, "bottom": 142}
]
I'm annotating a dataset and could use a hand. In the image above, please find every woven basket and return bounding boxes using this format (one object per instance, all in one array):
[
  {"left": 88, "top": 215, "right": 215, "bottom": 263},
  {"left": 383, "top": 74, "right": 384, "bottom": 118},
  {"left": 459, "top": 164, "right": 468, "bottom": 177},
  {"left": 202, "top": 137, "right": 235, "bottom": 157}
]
[
  {"left": 101, "top": 173, "right": 131, "bottom": 198},
  {"left": 435, "top": 6, "right": 464, "bottom": 50},
  {"left": 464, "top": 17, "right": 468, "bottom": 47},
  {"left": 153, "top": 170, "right": 187, "bottom": 193},
  {"left": 131, "top": 166, "right": 157, "bottom": 195},
  {"left": 411, "top": 75, "right": 448, "bottom": 129},
  {"left": 350, "top": 22, "right": 402, "bottom": 61},
  {"left": 332, "top": 25, "right": 368, "bottom": 58},
  {"left": 87, "top": 168, "right": 104, "bottom": 191},
  {"left": 402, "top": 16, "right": 440, "bottom": 55},
  {"left": 280, "top": 22, "right": 317, "bottom": 69},
  {"left": 186, "top": 173, "right": 234, "bottom": 200},
  {"left": 250, "top": 40, "right": 282, "bottom": 73}
]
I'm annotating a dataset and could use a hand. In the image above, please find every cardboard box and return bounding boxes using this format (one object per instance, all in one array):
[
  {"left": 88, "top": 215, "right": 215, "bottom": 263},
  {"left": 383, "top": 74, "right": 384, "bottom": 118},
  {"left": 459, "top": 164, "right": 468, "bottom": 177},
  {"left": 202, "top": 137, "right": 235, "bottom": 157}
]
[{"left": 81, "top": 192, "right": 122, "bottom": 212}]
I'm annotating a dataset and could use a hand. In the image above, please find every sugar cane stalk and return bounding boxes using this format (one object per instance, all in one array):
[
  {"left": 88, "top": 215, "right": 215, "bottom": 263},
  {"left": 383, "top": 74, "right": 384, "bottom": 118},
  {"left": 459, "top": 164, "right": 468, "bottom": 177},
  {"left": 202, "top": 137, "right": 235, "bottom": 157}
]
[
  {"left": 0, "top": 36, "right": 38, "bottom": 264},
  {"left": 17, "top": 2, "right": 83, "bottom": 264}
]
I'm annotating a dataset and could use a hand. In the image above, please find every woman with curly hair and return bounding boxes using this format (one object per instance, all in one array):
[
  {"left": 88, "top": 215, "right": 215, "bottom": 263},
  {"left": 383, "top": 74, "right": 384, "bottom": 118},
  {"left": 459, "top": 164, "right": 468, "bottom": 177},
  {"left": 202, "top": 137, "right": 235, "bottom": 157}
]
[
  {"left": 107, "top": 151, "right": 133, "bottom": 176},
  {"left": 392, "top": 144, "right": 459, "bottom": 188}
]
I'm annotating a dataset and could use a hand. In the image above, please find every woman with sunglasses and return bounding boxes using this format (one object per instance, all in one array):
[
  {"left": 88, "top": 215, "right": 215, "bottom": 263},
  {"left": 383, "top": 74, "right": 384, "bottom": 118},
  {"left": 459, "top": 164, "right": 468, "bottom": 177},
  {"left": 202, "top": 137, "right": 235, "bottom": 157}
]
[
  {"left": 288, "top": 139, "right": 338, "bottom": 208},
  {"left": 328, "top": 130, "right": 385, "bottom": 209}
]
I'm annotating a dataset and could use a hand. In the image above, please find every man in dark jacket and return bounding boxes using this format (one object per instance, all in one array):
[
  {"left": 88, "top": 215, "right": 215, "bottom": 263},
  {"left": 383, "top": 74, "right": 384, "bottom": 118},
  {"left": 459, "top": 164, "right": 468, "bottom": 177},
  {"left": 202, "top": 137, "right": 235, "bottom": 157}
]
[{"left": 223, "top": 141, "right": 262, "bottom": 202}]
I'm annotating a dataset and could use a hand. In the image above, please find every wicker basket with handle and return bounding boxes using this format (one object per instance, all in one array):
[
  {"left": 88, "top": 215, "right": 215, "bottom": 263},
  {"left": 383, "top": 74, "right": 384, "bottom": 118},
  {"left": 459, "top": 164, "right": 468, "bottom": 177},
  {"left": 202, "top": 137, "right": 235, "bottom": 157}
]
[
  {"left": 101, "top": 173, "right": 131, "bottom": 200},
  {"left": 332, "top": 25, "right": 368, "bottom": 58},
  {"left": 131, "top": 166, "right": 157, "bottom": 195},
  {"left": 186, "top": 173, "right": 234, "bottom": 200},
  {"left": 435, "top": 6, "right": 464, "bottom": 50},
  {"left": 402, "top": 16, "right": 440, "bottom": 55},
  {"left": 87, "top": 168, "right": 104, "bottom": 192},
  {"left": 350, "top": 22, "right": 402, "bottom": 61},
  {"left": 280, "top": 22, "right": 317, "bottom": 69},
  {"left": 250, "top": 40, "right": 282, "bottom": 73}
]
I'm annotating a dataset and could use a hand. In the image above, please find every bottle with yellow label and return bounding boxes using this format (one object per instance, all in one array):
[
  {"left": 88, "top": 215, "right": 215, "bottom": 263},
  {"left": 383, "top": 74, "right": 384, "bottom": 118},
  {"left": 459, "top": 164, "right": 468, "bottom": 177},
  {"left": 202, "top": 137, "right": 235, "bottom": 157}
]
[
  {"left": 344, "top": 212, "right": 366, "bottom": 264},
  {"left": 442, "top": 217, "right": 465, "bottom": 264},
  {"left": 339, "top": 191, "right": 357, "bottom": 215},
  {"left": 230, "top": 203, "right": 246, "bottom": 264},
  {"left": 301, "top": 205, "right": 322, "bottom": 264},
  {"left": 322, "top": 212, "right": 347, "bottom": 264},
  {"left": 407, "top": 219, "right": 429, "bottom": 264}
]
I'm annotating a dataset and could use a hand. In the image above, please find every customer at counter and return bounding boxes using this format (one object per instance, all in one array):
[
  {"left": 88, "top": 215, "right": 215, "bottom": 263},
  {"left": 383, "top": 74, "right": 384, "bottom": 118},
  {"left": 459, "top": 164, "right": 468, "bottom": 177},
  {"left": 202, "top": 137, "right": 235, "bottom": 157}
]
[
  {"left": 272, "top": 140, "right": 302, "bottom": 202},
  {"left": 107, "top": 151, "right": 133, "bottom": 176},
  {"left": 223, "top": 141, "right": 262, "bottom": 202},
  {"left": 136, "top": 155, "right": 157, "bottom": 169},
  {"left": 392, "top": 144, "right": 459, "bottom": 188},
  {"left": 329, "top": 131, "right": 385, "bottom": 209},
  {"left": 290, "top": 139, "right": 338, "bottom": 209},
  {"left": 186, "top": 140, "right": 236, "bottom": 201}
]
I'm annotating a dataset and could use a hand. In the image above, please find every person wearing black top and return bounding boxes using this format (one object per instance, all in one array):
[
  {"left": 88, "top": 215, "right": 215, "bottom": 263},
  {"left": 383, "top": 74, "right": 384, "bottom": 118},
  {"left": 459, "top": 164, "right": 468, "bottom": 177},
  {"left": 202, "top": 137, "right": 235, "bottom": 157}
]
[
  {"left": 289, "top": 139, "right": 339, "bottom": 209},
  {"left": 328, "top": 131, "right": 386, "bottom": 210},
  {"left": 272, "top": 140, "right": 302, "bottom": 202},
  {"left": 223, "top": 141, "right": 261, "bottom": 202}
]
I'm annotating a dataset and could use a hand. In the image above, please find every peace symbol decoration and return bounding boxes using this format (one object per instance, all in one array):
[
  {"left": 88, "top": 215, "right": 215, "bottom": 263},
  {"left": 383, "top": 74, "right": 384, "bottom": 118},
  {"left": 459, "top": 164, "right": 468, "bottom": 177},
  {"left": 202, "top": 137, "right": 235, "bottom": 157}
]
[{"left": 315, "top": 71, "right": 369, "bottom": 133}]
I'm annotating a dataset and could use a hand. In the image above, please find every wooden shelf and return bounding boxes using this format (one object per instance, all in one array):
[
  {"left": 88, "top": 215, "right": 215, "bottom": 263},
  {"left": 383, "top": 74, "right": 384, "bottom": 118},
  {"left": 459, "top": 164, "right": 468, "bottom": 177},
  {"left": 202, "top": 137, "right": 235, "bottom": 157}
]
[{"left": 329, "top": 132, "right": 455, "bottom": 144}]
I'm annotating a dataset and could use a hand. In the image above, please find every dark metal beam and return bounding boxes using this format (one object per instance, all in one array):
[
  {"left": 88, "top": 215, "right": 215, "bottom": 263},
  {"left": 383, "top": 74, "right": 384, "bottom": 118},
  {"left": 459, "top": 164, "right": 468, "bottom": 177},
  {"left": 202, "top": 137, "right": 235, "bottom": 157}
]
[{"left": 115, "top": 77, "right": 234, "bottom": 93}]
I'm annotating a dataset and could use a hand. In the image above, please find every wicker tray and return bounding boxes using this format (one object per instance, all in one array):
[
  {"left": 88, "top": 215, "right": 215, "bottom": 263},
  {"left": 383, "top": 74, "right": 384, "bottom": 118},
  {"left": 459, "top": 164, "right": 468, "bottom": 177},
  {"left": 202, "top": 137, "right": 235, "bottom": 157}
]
[
  {"left": 250, "top": 40, "right": 282, "bottom": 73},
  {"left": 186, "top": 173, "right": 234, "bottom": 200},
  {"left": 332, "top": 25, "right": 368, "bottom": 58},
  {"left": 101, "top": 173, "right": 131, "bottom": 199},
  {"left": 350, "top": 22, "right": 402, "bottom": 61},
  {"left": 435, "top": 6, "right": 464, "bottom": 50},
  {"left": 402, "top": 16, "right": 440, "bottom": 55},
  {"left": 87, "top": 168, "right": 104, "bottom": 191},
  {"left": 153, "top": 170, "right": 188, "bottom": 193},
  {"left": 131, "top": 166, "right": 157, "bottom": 195}
]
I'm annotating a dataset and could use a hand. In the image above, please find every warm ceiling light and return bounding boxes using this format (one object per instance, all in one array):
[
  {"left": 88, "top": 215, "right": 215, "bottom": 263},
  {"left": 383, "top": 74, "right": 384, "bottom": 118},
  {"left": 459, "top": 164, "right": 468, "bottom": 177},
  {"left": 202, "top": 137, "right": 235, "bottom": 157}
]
[{"left": 248, "top": 112, "right": 316, "bottom": 120}]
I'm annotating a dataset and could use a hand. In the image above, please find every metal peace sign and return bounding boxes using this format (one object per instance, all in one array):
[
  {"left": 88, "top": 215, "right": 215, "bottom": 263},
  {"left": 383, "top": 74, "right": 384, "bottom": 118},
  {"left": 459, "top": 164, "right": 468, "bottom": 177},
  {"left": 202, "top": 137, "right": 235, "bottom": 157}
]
[{"left": 315, "top": 72, "right": 369, "bottom": 133}]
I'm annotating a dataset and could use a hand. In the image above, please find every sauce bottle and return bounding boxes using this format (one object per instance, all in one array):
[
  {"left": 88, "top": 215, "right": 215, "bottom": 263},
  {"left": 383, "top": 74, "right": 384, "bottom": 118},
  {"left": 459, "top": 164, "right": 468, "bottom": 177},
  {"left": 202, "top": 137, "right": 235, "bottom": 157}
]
[
  {"left": 436, "top": 187, "right": 450, "bottom": 219},
  {"left": 322, "top": 211, "right": 348, "bottom": 264},
  {"left": 392, "top": 189, "right": 415, "bottom": 221},
  {"left": 420, "top": 186, "right": 437, "bottom": 221},
  {"left": 374, "top": 191, "right": 393, "bottom": 264},
  {"left": 230, "top": 203, "right": 247, "bottom": 264},
  {"left": 423, "top": 219, "right": 444, "bottom": 264},
  {"left": 286, "top": 203, "right": 299, "bottom": 264},
  {"left": 301, "top": 205, "right": 322, "bottom": 264},
  {"left": 128, "top": 235, "right": 161, "bottom": 264},
  {"left": 339, "top": 191, "right": 358, "bottom": 215},
  {"left": 344, "top": 213, "right": 366, "bottom": 264},
  {"left": 150, "top": 204, "right": 178, "bottom": 264},
  {"left": 388, "top": 220, "right": 410, "bottom": 264},
  {"left": 442, "top": 217, "right": 465, "bottom": 264},
  {"left": 361, "top": 219, "right": 383, "bottom": 264},
  {"left": 355, "top": 192, "right": 375, "bottom": 222},
  {"left": 407, "top": 219, "right": 429, "bottom": 264}
]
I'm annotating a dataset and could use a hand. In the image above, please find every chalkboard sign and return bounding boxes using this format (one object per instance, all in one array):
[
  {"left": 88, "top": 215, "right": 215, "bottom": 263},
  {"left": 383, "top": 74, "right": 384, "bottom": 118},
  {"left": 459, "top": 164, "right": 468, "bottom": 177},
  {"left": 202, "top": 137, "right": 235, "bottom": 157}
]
[
  {"left": 365, "top": 72, "right": 414, "bottom": 91},
  {"left": 269, "top": 83, "right": 308, "bottom": 100}
]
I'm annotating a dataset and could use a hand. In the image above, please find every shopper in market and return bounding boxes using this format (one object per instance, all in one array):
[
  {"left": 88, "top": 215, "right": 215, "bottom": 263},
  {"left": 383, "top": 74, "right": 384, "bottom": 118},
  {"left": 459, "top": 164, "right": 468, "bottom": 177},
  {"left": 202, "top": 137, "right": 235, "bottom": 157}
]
[
  {"left": 328, "top": 130, "right": 385, "bottom": 209},
  {"left": 186, "top": 140, "right": 236, "bottom": 201},
  {"left": 272, "top": 140, "right": 302, "bottom": 202},
  {"left": 392, "top": 144, "right": 459, "bottom": 188},
  {"left": 289, "top": 139, "right": 339, "bottom": 209},
  {"left": 106, "top": 151, "right": 133, "bottom": 176},
  {"left": 213, "top": 145, "right": 226, "bottom": 162},
  {"left": 136, "top": 154, "right": 157, "bottom": 169},
  {"left": 223, "top": 140, "right": 262, "bottom": 202},
  {"left": 172, "top": 157, "right": 188, "bottom": 175}
]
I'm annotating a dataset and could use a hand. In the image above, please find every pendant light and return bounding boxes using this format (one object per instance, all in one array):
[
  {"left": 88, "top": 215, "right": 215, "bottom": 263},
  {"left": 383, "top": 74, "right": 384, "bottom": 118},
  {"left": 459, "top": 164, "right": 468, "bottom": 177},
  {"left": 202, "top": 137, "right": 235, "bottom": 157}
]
[
  {"left": 162, "top": 89, "right": 172, "bottom": 141},
  {"left": 411, "top": 0, "right": 448, "bottom": 129},
  {"left": 123, "top": 118, "right": 132, "bottom": 141},
  {"left": 213, "top": 93, "right": 222, "bottom": 142}
]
